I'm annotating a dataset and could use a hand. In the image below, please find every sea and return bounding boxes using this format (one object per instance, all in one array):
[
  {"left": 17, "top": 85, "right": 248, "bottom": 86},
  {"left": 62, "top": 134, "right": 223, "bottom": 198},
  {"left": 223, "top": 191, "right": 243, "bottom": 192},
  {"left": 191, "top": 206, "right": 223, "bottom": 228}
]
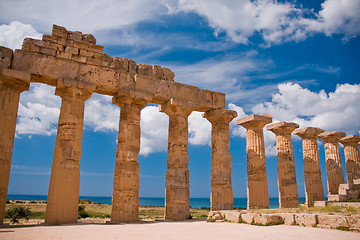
[{"left": 7, "top": 194, "right": 307, "bottom": 209}]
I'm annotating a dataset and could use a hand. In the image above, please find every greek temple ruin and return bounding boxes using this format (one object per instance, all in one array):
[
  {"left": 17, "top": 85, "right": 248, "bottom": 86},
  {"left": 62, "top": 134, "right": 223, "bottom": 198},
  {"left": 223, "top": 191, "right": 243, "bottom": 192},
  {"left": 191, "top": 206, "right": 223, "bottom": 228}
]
[{"left": 1, "top": 25, "right": 360, "bottom": 225}]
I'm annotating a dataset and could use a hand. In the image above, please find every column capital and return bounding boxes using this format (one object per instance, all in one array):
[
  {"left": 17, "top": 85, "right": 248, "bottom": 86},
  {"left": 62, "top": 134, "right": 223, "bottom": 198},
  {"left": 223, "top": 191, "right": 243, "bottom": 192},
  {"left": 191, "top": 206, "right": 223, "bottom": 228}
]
[
  {"left": 0, "top": 68, "right": 30, "bottom": 93},
  {"left": 340, "top": 135, "right": 360, "bottom": 146},
  {"left": 318, "top": 131, "right": 346, "bottom": 143},
  {"left": 112, "top": 90, "right": 148, "bottom": 109},
  {"left": 159, "top": 98, "right": 193, "bottom": 117},
  {"left": 55, "top": 78, "right": 95, "bottom": 100},
  {"left": 293, "top": 127, "right": 324, "bottom": 139},
  {"left": 202, "top": 108, "right": 237, "bottom": 124},
  {"left": 266, "top": 121, "right": 299, "bottom": 135},
  {"left": 236, "top": 114, "right": 272, "bottom": 129}
]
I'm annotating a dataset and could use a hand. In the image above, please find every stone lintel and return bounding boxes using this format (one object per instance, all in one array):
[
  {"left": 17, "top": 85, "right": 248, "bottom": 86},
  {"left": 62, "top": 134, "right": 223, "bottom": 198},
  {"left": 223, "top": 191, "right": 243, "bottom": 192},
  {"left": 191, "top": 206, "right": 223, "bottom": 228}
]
[
  {"left": 55, "top": 78, "right": 95, "bottom": 100},
  {"left": 293, "top": 127, "right": 324, "bottom": 139},
  {"left": 112, "top": 90, "right": 148, "bottom": 108},
  {"left": 340, "top": 135, "right": 360, "bottom": 145},
  {"left": 266, "top": 121, "right": 299, "bottom": 134},
  {"left": 203, "top": 108, "right": 237, "bottom": 124},
  {"left": 318, "top": 131, "right": 346, "bottom": 143},
  {"left": 0, "top": 68, "right": 31, "bottom": 92},
  {"left": 136, "top": 64, "right": 175, "bottom": 82},
  {"left": 236, "top": 114, "right": 272, "bottom": 129}
]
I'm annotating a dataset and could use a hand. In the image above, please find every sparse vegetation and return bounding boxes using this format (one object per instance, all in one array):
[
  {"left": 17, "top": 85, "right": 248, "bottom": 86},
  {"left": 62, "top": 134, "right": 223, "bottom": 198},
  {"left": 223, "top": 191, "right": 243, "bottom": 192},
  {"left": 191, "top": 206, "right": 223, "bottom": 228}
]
[{"left": 5, "top": 206, "right": 31, "bottom": 223}]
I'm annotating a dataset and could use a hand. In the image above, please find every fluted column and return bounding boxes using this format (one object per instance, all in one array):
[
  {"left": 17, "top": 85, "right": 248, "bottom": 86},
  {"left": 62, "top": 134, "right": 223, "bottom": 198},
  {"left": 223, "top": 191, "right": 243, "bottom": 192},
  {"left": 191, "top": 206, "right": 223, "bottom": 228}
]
[
  {"left": 237, "top": 114, "right": 272, "bottom": 209},
  {"left": 203, "top": 109, "right": 237, "bottom": 211},
  {"left": 0, "top": 68, "right": 30, "bottom": 224},
  {"left": 111, "top": 91, "right": 147, "bottom": 222},
  {"left": 267, "top": 122, "right": 299, "bottom": 208},
  {"left": 45, "top": 79, "right": 94, "bottom": 224},
  {"left": 293, "top": 127, "right": 325, "bottom": 207},
  {"left": 340, "top": 135, "right": 360, "bottom": 183},
  {"left": 160, "top": 100, "right": 193, "bottom": 220},
  {"left": 318, "top": 131, "right": 345, "bottom": 195}
]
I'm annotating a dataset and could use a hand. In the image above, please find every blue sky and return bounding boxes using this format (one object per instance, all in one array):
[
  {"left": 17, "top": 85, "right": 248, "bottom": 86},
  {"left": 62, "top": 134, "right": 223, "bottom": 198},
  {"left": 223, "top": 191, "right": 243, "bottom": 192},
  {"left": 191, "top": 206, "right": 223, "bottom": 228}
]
[{"left": 1, "top": 0, "right": 359, "bottom": 199}]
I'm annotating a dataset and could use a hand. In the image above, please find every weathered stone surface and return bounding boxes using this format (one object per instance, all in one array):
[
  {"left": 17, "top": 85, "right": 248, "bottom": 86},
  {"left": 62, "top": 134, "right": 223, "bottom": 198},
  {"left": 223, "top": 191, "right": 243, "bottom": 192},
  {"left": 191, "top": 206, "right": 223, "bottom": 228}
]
[
  {"left": 0, "top": 47, "right": 13, "bottom": 68},
  {"left": 237, "top": 114, "right": 272, "bottom": 209},
  {"left": 45, "top": 81, "right": 94, "bottom": 225},
  {"left": 276, "top": 213, "right": 296, "bottom": 225},
  {"left": 340, "top": 135, "right": 360, "bottom": 183},
  {"left": 267, "top": 122, "right": 299, "bottom": 208},
  {"left": 160, "top": 100, "right": 193, "bottom": 220},
  {"left": 110, "top": 91, "right": 147, "bottom": 222},
  {"left": 203, "top": 109, "right": 237, "bottom": 211},
  {"left": 0, "top": 69, "right": 30, "bottom": 225},
  {"left": 293, "top": 127, "right": 325, "bottom": 207},
  {"left": 294, "top": 213, "right": 317, "bottom": 227},
  {"left": 318, "top": 131, "right": 346, "bottom": 195}
]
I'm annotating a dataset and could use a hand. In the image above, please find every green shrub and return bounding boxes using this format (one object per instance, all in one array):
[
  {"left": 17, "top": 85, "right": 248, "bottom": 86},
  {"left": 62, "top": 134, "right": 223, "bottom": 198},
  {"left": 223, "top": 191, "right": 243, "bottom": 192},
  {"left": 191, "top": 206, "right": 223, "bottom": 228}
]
[
  {"left": 5, "top": 206, "right": 31, "bottom": 223},
  {"left": 78, "top": 205, "right": 89, "bottom": 219},
  {"left": 6, "top": 199, "right": 10, "bottom": 204},
  {"left": 30, "top": 200, "right": 36, "bottom": 204},
  {"left": 346, "top": 206, "right": 357, "bottom": 213}
]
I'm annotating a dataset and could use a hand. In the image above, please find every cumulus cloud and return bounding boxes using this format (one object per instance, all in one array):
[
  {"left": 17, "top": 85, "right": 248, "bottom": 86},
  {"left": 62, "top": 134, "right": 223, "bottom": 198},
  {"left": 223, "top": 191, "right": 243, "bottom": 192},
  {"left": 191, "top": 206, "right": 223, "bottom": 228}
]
[
  {"left": 84, "top": 94, "right": 119, "bottom": 132},
  {"left": 0, "top": 21, "right": 42, "bottom": 50},
  {"left": 252, "top": 82, "right": 360, "bottom": 134},
  {"left": 305, "top": 0, "right": 360, "bottom": 41},
  {"left": 188, "top": 111, "right": 211, "bottom": 145},
  {"left": 17, "top": 83, "right": 60, "bottom": 136},
  {"left": 140, "top": 106, "right": 169, "bottom": 155},
  {"left": 172, "top": 0, "right": 360, "bottom": 45}
]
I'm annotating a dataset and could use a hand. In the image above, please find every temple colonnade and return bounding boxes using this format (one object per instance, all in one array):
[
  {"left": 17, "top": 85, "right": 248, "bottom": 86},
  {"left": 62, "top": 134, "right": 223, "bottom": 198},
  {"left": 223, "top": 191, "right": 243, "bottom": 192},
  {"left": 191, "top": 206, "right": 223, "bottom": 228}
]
[{"left": 1, "top": 25, "right": 360, "bottom": 225}]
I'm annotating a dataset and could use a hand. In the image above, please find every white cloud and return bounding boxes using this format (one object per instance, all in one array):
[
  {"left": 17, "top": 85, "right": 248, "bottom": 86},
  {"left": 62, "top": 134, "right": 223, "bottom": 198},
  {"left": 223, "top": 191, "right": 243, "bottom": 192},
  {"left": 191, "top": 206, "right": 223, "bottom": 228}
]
[
  {"left": 0, "top": 0, "right": 169, "bottom": 34},
  {"left": 252, "top": 82, "right": 360, "bottom": 135},
  {"left": 172, "top": 0, "right": 360, "bottom": 45},
  {"left": 84, "top": 94, "right": 119, "bottom": 132},
  {"left": 305, "top": 0, "right": 360, "bottom": 41},
  {"left": 0, "top": 21, "right": 42, "bottom": 50},
  {"left": 188, "top": 111, "right": 211, "bottom": 145},
  {"left": 140, "top": 106, "right": 169, "bottom": 156},
  {"left": 17, "top": 83, "right": 60, "bottom": 136}
]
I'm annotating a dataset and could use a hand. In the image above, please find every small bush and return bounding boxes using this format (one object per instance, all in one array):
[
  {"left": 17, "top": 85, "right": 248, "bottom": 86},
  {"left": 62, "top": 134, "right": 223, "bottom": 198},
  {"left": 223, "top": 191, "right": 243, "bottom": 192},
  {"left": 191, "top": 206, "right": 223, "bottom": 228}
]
[
  {"left": 30, "top": 200, "right": 36, "bottom": 204},
  {"left": 6, "top": 199, "right": 10, "bottom": 204},
  {"left": 78, "top": 205, "right": 90, "bottom": 219},
  {"left": 15, "top": 200, "right": 24, "bottom": 204},
  {"left": 5, "top": 206, "right": 31, "bottom": 223}
]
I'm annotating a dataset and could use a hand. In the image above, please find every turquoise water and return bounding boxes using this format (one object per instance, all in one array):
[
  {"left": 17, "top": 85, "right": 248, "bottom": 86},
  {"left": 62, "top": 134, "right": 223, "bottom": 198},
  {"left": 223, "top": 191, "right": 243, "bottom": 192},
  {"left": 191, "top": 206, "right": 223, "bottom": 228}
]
[{"left": 7, "top": 194, "right": 306, "bottom": 209}]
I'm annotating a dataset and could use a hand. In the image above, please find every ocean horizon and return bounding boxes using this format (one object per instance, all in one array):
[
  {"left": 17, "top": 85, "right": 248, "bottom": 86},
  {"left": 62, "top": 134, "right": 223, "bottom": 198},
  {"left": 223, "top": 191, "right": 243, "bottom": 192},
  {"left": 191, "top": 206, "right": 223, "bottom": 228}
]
[{"left": 7, "top": 194, "right": 308, "bottom": 209}]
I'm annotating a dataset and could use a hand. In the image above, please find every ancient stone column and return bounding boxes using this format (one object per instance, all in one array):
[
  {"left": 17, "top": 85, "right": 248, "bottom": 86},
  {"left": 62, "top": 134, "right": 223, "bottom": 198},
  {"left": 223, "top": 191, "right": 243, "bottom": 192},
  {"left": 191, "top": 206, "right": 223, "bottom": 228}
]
[
  {"left": 111, "top": 92, "right": 147, "bottom": 222},
  {"left": 0, "top": 67, "right": 30, "bottom": 224},
  {"left": 340, "top": 135, "right": 360, "bottom": 183},
  {"left": 203, "top": 108, "right": 237, "bottom": 211},
  {"left": 160, "top": 100, "right": 193, "bottom": 220},
  {"left": 266, "top": 122, "right": 299, "bottom": 208},
  {"left": 293, "top": 127, "right": 325, "bottom": 207},
  {"left": 237, "top": 114, "right": 272, "bottom": 209},
  {"left": 318, "top": 131, "right": 346, "bottom": 195},
  {"left": 45, "top": 79, "right": 94, "bottom": 224}
]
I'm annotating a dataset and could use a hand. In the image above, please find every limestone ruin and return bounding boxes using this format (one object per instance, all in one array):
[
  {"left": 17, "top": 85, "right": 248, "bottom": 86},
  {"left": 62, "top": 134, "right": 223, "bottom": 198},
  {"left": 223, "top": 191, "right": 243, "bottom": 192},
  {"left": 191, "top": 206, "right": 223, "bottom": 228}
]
[{"left": 1, "top": 24, "right": 359, "bottom": 225}]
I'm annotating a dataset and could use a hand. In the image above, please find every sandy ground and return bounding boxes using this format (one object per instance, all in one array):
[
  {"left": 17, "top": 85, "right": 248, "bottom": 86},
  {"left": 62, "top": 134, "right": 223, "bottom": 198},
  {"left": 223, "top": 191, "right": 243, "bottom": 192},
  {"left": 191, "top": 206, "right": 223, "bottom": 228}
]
[{"left": 1, "top": 220, "right": 359, "bottom": 240}]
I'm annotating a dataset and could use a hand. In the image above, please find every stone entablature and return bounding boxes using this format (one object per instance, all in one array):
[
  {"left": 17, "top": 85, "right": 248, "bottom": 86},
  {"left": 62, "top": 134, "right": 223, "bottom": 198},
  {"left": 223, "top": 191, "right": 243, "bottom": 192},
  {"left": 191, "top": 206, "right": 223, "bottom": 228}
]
[{"left": 11, "top": 24, "right": 225, "bottom": 111}]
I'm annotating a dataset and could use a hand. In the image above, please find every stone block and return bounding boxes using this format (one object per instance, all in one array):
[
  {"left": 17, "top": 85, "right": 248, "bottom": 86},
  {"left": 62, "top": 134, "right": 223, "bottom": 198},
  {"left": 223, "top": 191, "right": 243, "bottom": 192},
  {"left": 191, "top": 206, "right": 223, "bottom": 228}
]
[
  {"left": 86, "top": 57, "right": 102, "bottom": 66},
  {"left": 82, "top": 34, "right": 96, "bottom": 44},
  {"left": 276, "top": 213, "right": 295, "bottom": 225},
  {"left": 79, "top": 49, "right": 95, "bottom": 58},
  {"left": 56, "top": 51, "right": 72, "bottom": 60},
  {"left": 67, "top": 31, "right": 83, "bottom": 41},
  {"left": 42, "top": 35, "right": 58, "bottom": 44},
  {"left": 52, "top": 24, "right": 68, "bottom": 38},
  {"left": 88, "top": 43, "right": 104, "bottom": 54},
  {"left": 0, "top": 46, "right": 13, "bottom": 68},
  {"left": 221, "top": 211, "right": 240, "bottom": 223},
  {"left": 71, "top": 55, "right": 87, "bottom": 64},
  {"left": 294, "top": 213, "right": 317, "bottom": 227},
  {"left": 317, "top": 214, "right": 350, "bottom": 229},
  {"left": 240, "top": 212, "right": 256, "bottom": 224},
  {"left": 254, "top": 214, "right": 283, "bottom": 225},
  {"left": 40, "top": 47, "right": 56, "bottom": 56},
  {"left": 314, "top": 201, "right": 326, "bottom": 207},
  {"left": 65, "top": 46, "right": 79, "bottom": 55}
]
